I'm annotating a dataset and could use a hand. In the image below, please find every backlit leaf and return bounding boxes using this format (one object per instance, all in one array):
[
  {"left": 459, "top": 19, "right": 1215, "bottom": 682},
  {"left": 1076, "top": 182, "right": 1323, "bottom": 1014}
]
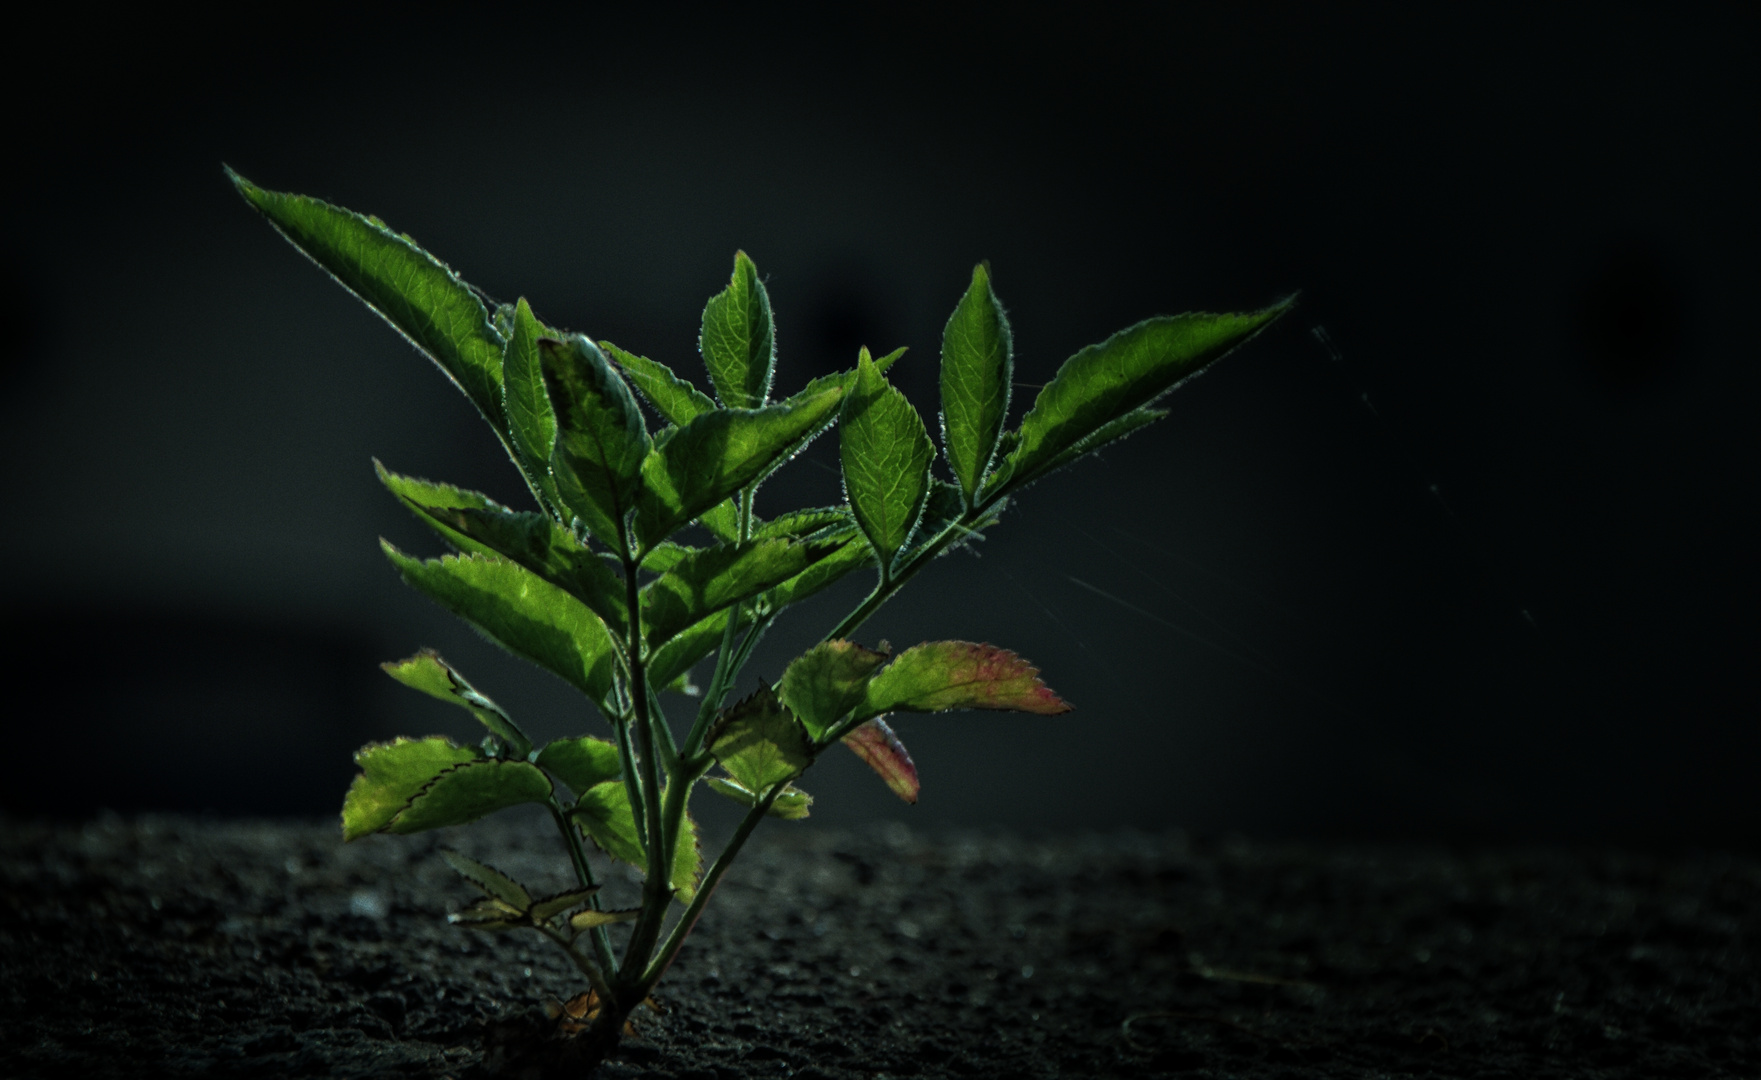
[
  {"left": 542, "top": 334, "right": 649, "bottom": 549},
  {"left": 670, "top": 800, "right": 703, "bottom": 902},
  {"left": 705, "top": 776, "right": 813, "bottom": 820},
  {"left": 861, "top": 641, "right": 1072, "bottom": 719},
  {"left": 643, "top": 538, "right": 839, "bottom": 650},
  {"left": 633, "top": 389, "right": 843, "bottom": 551},
  {"left": 441, "top": 848, "right": 532, "bottom": 908},
  {"left": 571, "top": 907, "right": 641, "bottom": 931},
  {"left": 778, "top": 639, "right": 891, "bottom": 739},
  {"left": 940, "top": 264, "right": 1013, "bottom": 506},
  {"left": 842, "top": 719, "right": 920, "bottom": 804},
  {"left": 341, "top": 736, "right": 479, "bottom": 841},
  {"left": 708, "top": 686, "right": 814, "bottom": 793},
  {"left": 700, "top": 251, "right": 775, "bottom": 409},
  {"left": 449, "top": 899, "right": 525, "bottom": 931},
  {"left": 529, "top": 887, "right": 603, "bottom": 922},
  {"left": 381, "top": 650, "right": 531, "bottom": 758},
  {"left": 229, "top": 170, "right": 506, "bottom": 433},
  {"left": 383, "top": 759, "right": 554, "bottom": 834},
  {"left": 374, "top": 461, "right": 506, "bottom": 559},
  {"left": 1019, "top": 406, "right": 1167, "bottom": 481},
  {"left": 840, "top": 351, "right": 933, "bottom": 573},
  {"left": 990, "top": 301, "right": 1293, "bottom": 497},
  {"left": 534, "top": 736, "right": 623, "bottom": 799},
  {"left": 502, "top": 298, "right": 561, "bottom": 509},
  {"left": 572, "top": 780, "right": 644, "bottom": 868},
  {"left": 644, "top": 608, "right": 730, "bottom": 694},
  {"left": 753, "top": 506, "right": 855, "bottom": 542},
  {"left": 408, "top": 502, "right": 627, "bottom": 630},
  {"left": 601, "top": 341, "right": 716, "bottom": 426},
  {"left": 751, "top": 532, "right": 874, "bottom": 616},
  {"left": 381, "top": 544, "right": 619, "bottom": 708}
]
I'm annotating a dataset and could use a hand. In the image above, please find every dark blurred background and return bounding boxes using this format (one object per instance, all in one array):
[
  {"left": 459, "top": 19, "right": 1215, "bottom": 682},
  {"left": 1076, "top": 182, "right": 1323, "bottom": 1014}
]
[{"left": 1, "top": 4, "right": 1754, "bottom": 844}]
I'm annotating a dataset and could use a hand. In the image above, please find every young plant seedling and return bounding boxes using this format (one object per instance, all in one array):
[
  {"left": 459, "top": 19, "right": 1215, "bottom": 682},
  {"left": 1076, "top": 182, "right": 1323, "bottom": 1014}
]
[{"left": 230, "top": 168, "right": 1291, "bottom": 1066}]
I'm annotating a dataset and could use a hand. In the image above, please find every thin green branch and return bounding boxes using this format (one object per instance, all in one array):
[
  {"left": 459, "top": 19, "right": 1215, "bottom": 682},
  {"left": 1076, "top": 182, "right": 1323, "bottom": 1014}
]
[
  {"left": 823, "top": 493, "right": 1004, "bottom": 646},
  {"left": 547, "top": 799, "right": 617, "bottom": 974},
  {"left": 619, "top": 553, "right": 672, "bottom": 982},
  {"left": 640, "top": 784, "right": 779, "bottom": 988},
  {"left": 536, "top": 922, "right": 616, "bottom": 1006}
]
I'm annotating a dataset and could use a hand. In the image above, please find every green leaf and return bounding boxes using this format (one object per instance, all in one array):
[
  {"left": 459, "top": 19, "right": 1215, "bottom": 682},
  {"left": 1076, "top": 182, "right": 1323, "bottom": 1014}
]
[
  {"left": 700, "top": 250, "right": 776, "bottom": 409},
  {"left": 840, "top": 351, "right": 934, "bottom": 574},
  {"left": 670, "top": 800, "right": 703, "bottom": 902},
  {"left": 752, "top": 506, "right": 856, "bottom": 542},
  {"left": 842, "top": 719, "right": 920, "bottom": 804},
  {"left": 641, "top": 541, "right": 701, "bottom": 576},
  {"left": 502, "top": 297, "right": 562, "bottom": 509},
  {"left": 778, "top": 639, "right": 892, "bottom": 740},
  {"left": 990, "top": 300, "right": 1293, "bottom": 497},
  {"left": 378, "top": 461, "right": 626, "bottom": 628},
  {"left": 228, "top": 170, "right": 506, "bottom": 433},
  {"left": 708, "top": 686, "right": 815, "bottom": 793},
  {"left": 1021, "top": 406, "right": 1168, "bottom": 480},
  {"left": 940, "top": 263, "right": 1013, "bottom": 507},
  {"left": 861, "top": 640, "right": 1073, "bottom": 720},
  {"left": 751, "top": 532, "right": 874, "bottom": 617},
  {"left": 374, "top": 461, "right": 507, "bottom": 558},
  {"left": 407, "top": 501, "right": 628, "bottom": 630},
  {"left": 449, "top": 899, "right": 525, "bottom": 931},
  {"left": 633, "top": 388, "right": 844, "bottom": 551},
  {"left": 529, "top": 888, "right": 603, "bottom": 923},
  {"left": 705, "top": 776, "right": 813, "bottom": 820},
  {"left": 601, "top": 341, "right": 717, "bottom": 427},
  {"left": 571, "top": 906, "right": 641, "bottom": 931},
  {"left": 535, "top": 736, "right": 623, "bottom": 799},
  {"left": 341, "top": 736, "right": 479, "bottom": 841},
  {"left": 644, "top": 608, "right": 730, "bottom": 693},
  {"left": 381, "top": 650, "right": 532, "bottom": 758},
  {"left": 572, "top": 781, "right": 645, "bottom": 868},
  {"left": 381, "top": 544, "right": 619, "bottom": 708},
  {"left": 441, "top": 848, "right": 532, "bottom": 908},
  {"left": 697, "top": 499, "right": 742, "bottom": 542},
  {"left": 759, "top": 344, "right": 907, "bottom": 467},
  {"left": 541, "top": 334, "right": 650, "bottom": 550},
  {"left": 383, "top": 759, "right": 555, "bottom": 834},
  {"left": 643, "top": 538, "right": 839, "bottom": 650}
]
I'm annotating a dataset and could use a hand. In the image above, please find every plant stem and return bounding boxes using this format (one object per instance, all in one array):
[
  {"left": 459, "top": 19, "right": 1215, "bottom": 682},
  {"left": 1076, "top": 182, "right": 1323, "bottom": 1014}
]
[
  {"left": 619, "top": 552, "right": 673, "bottom": 982},
  {"left": 537, "top": 923, "right": 616, "bottom": 1006},
  {"left": 640, "top": 785, "right": 779, "bottom": 988},
  {"left": 681, "top": 480, "right": 762, "bottom": 761},
  {"left": 547, "top": 799, "right": 617, "bottom": 974}
]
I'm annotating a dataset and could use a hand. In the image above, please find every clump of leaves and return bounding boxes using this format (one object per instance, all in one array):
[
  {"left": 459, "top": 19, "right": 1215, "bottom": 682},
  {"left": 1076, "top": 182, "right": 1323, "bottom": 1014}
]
[{"left": 230, "top": 168, "right": 1290, "bottom": 1063}]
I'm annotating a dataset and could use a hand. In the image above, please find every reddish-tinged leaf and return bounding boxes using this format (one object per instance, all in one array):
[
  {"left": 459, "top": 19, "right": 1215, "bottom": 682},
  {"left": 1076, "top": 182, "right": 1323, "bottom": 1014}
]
[
  {"left": 862, "top": 641, "right": 1072, "bottom": 718},
  {"left": 841, "top": 718, "right": 919, "bottom": 804}
]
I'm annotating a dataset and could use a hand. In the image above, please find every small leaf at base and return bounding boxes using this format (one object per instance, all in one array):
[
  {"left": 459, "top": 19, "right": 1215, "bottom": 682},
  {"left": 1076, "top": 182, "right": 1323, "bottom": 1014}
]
[{"left": 441, "top": 848, "right": 532, "bottom": 908}]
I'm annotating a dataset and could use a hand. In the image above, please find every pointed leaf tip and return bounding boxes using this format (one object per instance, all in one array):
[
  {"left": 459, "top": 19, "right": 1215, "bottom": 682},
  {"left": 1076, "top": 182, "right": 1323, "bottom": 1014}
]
[
  {"left": 941, "top": 260, "right": 1013, "bottom": 506},
  {"left": 701, "top": 250, "right": 777, "bottom": 409},
  {"left": 864, "top": 640, "right": 1072, "bottom": 718}
]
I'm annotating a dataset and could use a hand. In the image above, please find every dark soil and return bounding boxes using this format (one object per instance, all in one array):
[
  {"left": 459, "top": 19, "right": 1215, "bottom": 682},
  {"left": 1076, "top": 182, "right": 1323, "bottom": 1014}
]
[{"left": 3, "top": 813, "right": 1756, "bottom": 1079}]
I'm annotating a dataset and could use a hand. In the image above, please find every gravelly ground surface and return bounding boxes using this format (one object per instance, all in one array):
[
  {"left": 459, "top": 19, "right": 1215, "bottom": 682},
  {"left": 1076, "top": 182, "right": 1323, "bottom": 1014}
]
[{"left": 2, "top": 812, "right": 1756, "bottom": 1079}]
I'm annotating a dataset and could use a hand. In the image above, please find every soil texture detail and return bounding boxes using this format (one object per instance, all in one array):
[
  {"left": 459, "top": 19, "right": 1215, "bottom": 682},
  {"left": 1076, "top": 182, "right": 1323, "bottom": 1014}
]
[{"left": 3, "top": 813, "right": 1756, "bottom": 1079}]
